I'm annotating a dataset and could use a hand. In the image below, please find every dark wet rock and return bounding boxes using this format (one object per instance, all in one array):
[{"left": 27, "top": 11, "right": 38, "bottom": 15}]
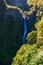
[
  {"left": 6, "top": 8, "right": 24, "bottom": 23},
  {"left": 26, "top": 10, "right": 37, "bottom": 33},
  {"left": 0, "top": 1, "right": 24, "bottom": 65},
  {"left": 0, "top": 0, "right": 7, "bottom": 21}
]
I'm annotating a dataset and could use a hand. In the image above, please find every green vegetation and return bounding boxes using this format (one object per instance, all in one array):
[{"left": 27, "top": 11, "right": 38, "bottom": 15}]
[
  {"left": 12, "top": 44, "right": 43, "bottom": 65},
  {"left": 26, "top": 31, "right": 37, "bottom": 44},
  {"left": 36, "top": 20, "right": 43, "bottom": 47}
]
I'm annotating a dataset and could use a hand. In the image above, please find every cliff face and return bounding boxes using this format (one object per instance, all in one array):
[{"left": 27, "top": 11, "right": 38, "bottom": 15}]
[
  {"left": 0, "top": 1, "right": 24, "bottom": 65},
  {"left": 0, "top": 0, "right": 7, "bottom": 22}
]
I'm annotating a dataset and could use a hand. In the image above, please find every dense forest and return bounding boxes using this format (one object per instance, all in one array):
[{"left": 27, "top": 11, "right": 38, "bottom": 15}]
[{"left": 0, "top": 0, "right": 43, "bottom": 65}]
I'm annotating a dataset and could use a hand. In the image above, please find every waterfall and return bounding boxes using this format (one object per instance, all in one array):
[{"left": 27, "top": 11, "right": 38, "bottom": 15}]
[{"left": 23, "top": 16, "right": 27, "bottom": 44}]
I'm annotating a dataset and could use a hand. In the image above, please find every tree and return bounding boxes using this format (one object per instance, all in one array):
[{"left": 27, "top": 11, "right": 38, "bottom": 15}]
[
  {"left": 27, "top": 0, "right": 43, "bottom": 8},
  {"left": 35, "top": 20, "right": 43, "bottom": 46},
  {"left": 27, "top": 0, "right": 43, "bottom": 20},
  {"left": 26, "top": 31, "right": 37, "bottom": 44}
]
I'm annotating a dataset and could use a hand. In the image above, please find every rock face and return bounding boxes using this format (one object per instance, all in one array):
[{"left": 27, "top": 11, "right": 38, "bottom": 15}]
[
  {"left": 0, "top": 1, "right": 24, "bottom": 65},
  {"left": 27, "top": 10, "right": 37, "bottom": 33},
  {"left": 6, "top": 8, "right": 24, "bottom": 22},
  {"left": 0, "top": 0, "right": 7, "bottom": 22}
]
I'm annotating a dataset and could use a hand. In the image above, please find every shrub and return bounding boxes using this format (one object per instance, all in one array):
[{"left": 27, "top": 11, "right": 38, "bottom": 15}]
[
  {"left": 26, "top": 31, "right": 37, "bottom": 44},
  {"left": 35, "top": 20, "right": 43, "bottom": 47},
  {"left": 12, "top": 44, "right": 43, "bottom": 65},
  {"left": 11, "top": 44, "right": 32, "bottom": 65}
]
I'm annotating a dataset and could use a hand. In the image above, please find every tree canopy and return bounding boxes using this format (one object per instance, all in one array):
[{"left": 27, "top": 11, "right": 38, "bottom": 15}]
[{"left": 27, "top": 0, "right": 43, "bottom": 7}]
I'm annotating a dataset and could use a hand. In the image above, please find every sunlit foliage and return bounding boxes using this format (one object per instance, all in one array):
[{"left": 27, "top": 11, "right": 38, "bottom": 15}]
[
  {"left": 27, "top": 0, "right": 43, "bottom": 7},
  {"left": 27, "top": 0, "right": 43, "bottom": 20},
  {"left": 35, "top": 20, "right": 43, "bottom": 46},
  {"left": 12, "top": 44, "right": 43, "bottom": 65},
  {"left": 12, "top": 44, "right": 32, "bottom": 65},
  {"left": 26, "top": 31, "right": 37, "bottom": 44},
  {"left": 36, "top": 20, "right": 43, "bottom": 37}
]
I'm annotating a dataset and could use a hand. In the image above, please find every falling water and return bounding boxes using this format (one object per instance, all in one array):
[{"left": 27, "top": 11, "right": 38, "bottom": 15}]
[{"left": 23, "top": 16, "right": 27, "bottom": 44}]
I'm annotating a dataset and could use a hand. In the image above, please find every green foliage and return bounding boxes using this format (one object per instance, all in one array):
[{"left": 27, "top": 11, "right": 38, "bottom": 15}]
[
  {"left": 26, "top": 31, "right": 37, "bottom": 44},
  {"left": 36, "top": 20, "right": 43, "bottom": 37},
  {"left": 22, "top": 44, "right": 38, "bottom": 65},
  {"left": 27, "top": 0, "right": 43, "bottom": 8},
  {"left": 35, "top": 20, "right": 43, "bottom": 47},
  {"left": 11, "top": 44, "right": 31, "bottom": 65},
  {"left": 27, "top": 0, "right": 43, "bottom": 20},
  {"left": 12, "top": 44, "right": 43, "bottom": 65}
]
